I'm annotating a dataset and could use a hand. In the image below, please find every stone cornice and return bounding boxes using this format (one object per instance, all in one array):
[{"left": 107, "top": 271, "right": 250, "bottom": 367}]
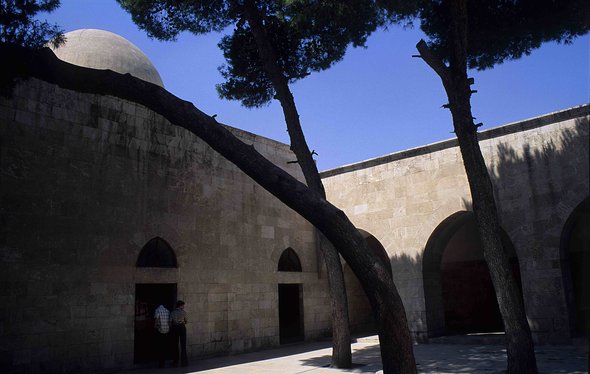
[{"left": 321, "top": 104, "right": 589, "bottom": 178}]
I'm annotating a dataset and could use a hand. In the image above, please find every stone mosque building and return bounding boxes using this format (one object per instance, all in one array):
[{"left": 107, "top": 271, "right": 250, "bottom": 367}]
[{"left": 0, "top": 29, "right": 588, "bottom": 373}]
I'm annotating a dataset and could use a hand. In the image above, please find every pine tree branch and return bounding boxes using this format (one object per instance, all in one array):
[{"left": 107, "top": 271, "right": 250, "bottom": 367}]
[{"left": 416, "top": 39, "right": 451, "bottom": 87}]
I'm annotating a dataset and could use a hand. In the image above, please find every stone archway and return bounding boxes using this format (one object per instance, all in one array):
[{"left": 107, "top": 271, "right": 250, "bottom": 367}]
[
  {"left": 560, "top": 197, "right": 590, "bottom": 337},
  {"left": 423, "top": 212, "right": 522, "bottom": 337}
]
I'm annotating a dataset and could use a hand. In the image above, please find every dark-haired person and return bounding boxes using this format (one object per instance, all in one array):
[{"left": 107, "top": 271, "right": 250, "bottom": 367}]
[{"left": 170, "top": 300, "right": 188, "bottom": 367}]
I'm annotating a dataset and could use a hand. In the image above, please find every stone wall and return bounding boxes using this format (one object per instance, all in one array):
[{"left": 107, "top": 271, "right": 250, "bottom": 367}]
[
  {"left": 1, "top": 76, "right": 587, "bottom": 373},
  {"left": 0, "top": 78, "right": 332, "bottom": 373},
  {"left": 322, "top": 105, "right": 589, "bottom": 343}
]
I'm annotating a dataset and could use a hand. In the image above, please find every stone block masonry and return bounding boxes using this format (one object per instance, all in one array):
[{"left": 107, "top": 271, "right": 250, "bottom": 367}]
[
  {"left": 1, "top": 76, "right": 587, "bottom": 372},
  {"left": 0, "top": 79, "right": 332, "bottom": 373},
  {"left": 322, "top": 105, "right": 589, "bottom": 343}
]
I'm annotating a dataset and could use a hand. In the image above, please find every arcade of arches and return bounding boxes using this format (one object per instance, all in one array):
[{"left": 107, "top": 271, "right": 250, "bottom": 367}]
[
  {"left": 130, "top": 203, "right": 588, "bottom": 361},
  {"left": 342, "top": 207, "right": 586, "bottom": 340}
]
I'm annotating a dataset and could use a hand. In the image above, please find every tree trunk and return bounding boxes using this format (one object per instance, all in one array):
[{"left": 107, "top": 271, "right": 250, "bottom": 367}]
[
  {"left": 2, "top": 44, "right": 417, "bottom": 374},
  {"left": 242, "top": 0, "right": 352, "bottom": 368},
  {"left": 416, "top": 1, "right": 538, "bottom": 373},
  {"left": 319, "top": 236, "right": 352, "bottom": 367}
]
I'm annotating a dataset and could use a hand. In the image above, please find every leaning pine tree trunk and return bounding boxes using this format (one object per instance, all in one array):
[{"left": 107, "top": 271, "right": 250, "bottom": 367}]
[
  {"left": 242, "top": 0, "right": 352, "bottom": 367},
  {"left": 416, "top": 1, "right": 538, "bottom": 373}
]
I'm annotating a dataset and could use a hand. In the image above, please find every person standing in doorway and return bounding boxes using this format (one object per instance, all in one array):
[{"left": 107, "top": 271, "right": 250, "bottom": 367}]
[
  {"left": 170, "top": 300, "right": 188, "bottom": 367},
  {"left": 154, "top": 304, "right": 170, "bottom": 368}
]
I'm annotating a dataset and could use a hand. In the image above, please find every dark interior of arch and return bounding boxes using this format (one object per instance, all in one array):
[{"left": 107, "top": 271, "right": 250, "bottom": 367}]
[
  {"left": 136, "top": 237, "right": 177, "bottom": 268},
  {"left": 278, "top": 248, "right": 302, "bottom": 272},
  {"left": 561, "top": 196, "right": 590, "bottom": 336},
  {"left": 423, "top": 211, "right": 523, "bottom": 336}
]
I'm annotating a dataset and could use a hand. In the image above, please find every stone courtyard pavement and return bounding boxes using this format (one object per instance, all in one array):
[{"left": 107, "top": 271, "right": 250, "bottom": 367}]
[{"left": 123, "top": 336, "right": 588, "bottom": 374}]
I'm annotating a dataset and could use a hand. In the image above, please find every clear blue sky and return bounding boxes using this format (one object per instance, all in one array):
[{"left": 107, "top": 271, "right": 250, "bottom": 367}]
[{"left": 43, "top": 0, "right": 589, "bottom": 171}]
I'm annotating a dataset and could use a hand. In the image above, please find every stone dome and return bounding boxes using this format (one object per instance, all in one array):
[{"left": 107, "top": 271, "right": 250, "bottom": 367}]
[{"left": 50, "top": 29, "right": 164, "bottom": 87}]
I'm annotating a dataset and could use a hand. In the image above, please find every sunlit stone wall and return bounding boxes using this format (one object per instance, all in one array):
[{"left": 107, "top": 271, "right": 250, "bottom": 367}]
[{"left": 322, "top": 105, "right": 589, "bottom": 343}]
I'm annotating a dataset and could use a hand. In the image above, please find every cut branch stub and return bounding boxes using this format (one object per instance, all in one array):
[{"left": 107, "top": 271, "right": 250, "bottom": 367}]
[{"left": 416, "top": 39, "right": 451, "bottom": 84}]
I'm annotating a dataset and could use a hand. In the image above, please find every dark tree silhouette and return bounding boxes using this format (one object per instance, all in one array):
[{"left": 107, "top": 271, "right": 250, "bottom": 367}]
[{"left": 0, "top": 0, "right": 64, "bottom": 48}]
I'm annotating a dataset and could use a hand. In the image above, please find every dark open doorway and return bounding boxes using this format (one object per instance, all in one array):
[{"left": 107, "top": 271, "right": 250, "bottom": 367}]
[
  {"left": 134, "top": 283, "right": 177, "bottom": 363},
  {"left": 424, "top": 211, "right": 523, "bottom": 336},
  {"left": 278, "top": 284, "right": 303, "bottom": 344},
  {"left": 561, "top": 197, "right": 590, "bottom": 337},
  {"left": 441, "top": 218, "right": 503, "bottom": 333}
]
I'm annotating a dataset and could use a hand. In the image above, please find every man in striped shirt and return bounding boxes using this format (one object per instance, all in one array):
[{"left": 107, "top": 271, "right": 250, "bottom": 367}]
[{"left": 154, "top": 304, "right": 170, "bottom": 368}]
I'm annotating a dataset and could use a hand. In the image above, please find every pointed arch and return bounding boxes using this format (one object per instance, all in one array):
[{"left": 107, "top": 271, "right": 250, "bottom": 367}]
[
  {"left": 277, "top": 247, "right": 302, "bottom": 272},
  {"left": 136, "top": 237, "right": 177, "bottom": 268}
]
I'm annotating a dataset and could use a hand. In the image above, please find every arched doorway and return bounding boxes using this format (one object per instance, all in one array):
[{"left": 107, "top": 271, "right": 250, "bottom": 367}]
[
  {"left": 344, "top": 230, "right": 389, "bottom": 334},
  {"left": 134, "top": 237, "right": 178, "bottom": 363},
  {"left": 423, "top": 212, "right": 522, "bottom": 336},
  {"left": 277, "top": 248, "right": 304, "bottom": 344},
  {"left": 561, "top": 197, "right": 590, "bottom": 337}
]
